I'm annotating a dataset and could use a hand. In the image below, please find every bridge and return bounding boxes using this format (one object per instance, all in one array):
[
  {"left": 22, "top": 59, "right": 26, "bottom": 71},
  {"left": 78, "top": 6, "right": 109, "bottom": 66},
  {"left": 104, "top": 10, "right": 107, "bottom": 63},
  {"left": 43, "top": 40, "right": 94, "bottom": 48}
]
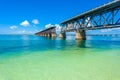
[
  {"left": 35, "top": 27, "right": 56, "bottom": 37},
  {"left": 59, "top": 0, "right": 120, "bottom": 40}
]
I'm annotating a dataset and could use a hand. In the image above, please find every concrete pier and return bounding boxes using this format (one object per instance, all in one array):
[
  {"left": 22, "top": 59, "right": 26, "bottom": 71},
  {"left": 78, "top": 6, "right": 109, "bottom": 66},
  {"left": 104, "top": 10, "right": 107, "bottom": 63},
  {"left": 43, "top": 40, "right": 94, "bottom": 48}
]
[
  {"left": 47, "top": 33, "right": 51, "bottom": 37},
  {"left": 76, "top": 29, "right": 86, "bottom": 40},
  {"left": 45, "top": 34, "right": 47, "bottom": 37},
  {"left": 51, "top": 32, "right": 56, "bottom": 37},
  {"left": 59, "top": 32, "right": 66, "bottom": 38}
]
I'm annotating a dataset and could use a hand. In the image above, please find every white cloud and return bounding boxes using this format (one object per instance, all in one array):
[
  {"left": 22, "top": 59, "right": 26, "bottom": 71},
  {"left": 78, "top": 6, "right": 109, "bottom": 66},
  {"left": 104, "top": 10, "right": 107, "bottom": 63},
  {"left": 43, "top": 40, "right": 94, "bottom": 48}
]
[
  {"left": 45, "top": 23, "right": 54, "bottom": 28},
  {"left": 45, "top": 23, "right": 62, "bottom": 32},
  {"left": 101, "top": 29, "right": 112, "bottom": 32},
  {"left": 20, "top": 20, "right": 30, "bottom": 27},
  {"left": 55, "top": 24, "right": 61, "bottom": 31},
  {"left": 32, "top": 19, "right": 39, "bottom": 25},
  {"left": 10, "top": 25, "right": 18, "bottom": 29}
]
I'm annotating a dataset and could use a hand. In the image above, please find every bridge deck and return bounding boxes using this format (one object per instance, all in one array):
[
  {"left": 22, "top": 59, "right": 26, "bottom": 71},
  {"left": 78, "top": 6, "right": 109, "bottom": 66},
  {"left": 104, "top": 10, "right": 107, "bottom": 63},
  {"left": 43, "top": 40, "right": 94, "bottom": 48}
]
[
  {"left": 61, "top": 0, "right": 120, "bottom": 24},
  {"left": 35, "top": 27, "right": 56, "bottom": 35}
]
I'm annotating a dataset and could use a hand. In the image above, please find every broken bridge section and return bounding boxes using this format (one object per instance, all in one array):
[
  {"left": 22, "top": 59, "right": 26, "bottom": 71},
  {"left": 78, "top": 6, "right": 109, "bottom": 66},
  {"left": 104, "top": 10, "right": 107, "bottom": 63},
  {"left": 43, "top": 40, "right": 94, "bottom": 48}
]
[{"left": 35, "top": 27, "right": 56, "bottom": 38}]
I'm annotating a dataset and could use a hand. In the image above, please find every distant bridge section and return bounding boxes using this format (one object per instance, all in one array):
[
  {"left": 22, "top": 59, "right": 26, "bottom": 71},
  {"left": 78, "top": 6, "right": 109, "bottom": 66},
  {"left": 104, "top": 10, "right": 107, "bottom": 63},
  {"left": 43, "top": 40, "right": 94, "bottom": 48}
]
[
  {"left": 60, "top": 0, "right": 120, "bottom": 39},
  {"left": 35, "top": 27, "right": 56, "bottom": 37}
]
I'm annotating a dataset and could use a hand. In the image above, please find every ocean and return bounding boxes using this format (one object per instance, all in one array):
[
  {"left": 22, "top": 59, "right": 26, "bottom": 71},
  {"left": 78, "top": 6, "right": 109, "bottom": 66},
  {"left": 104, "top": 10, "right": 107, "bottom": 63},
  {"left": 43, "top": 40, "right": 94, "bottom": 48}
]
[{"left": 0, "top": 35, "right": 120, "bottom": 80}]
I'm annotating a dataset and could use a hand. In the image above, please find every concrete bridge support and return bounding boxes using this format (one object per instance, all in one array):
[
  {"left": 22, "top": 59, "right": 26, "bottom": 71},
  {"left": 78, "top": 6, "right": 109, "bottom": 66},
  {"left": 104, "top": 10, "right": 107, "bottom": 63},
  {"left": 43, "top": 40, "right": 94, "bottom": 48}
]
[
  {"left": 47, "top": 33, "right": 51, "bottom": 37},
  {"left": 44, "top": 34, "right": 46, "bottom": 37},
  {"left": 76, "top": 29, "right": 86, "bottom": 40},
  {"left": 43, "top": 34, "right": 45, "bottom": 36},
  {"left": 59, "top": 32, "right": 66, "bottom": 38},
  {"left": 51, "top": 32, "right": 56, "bottom": 37},
  {"left": 45, "top": 34, "right": 48, "bottom": 37}
]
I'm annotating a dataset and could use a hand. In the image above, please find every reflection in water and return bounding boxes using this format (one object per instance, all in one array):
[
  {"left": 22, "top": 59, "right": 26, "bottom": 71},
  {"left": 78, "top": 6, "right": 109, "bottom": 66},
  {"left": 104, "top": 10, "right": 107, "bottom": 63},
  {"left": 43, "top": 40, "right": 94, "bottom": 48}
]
[
  {"left": 51, "top": 37, "right": 56, "bottom": 40},
  {"left": 21, "top": 35, "right": 30, "bottom": 46},
  {"left": 45, "top": 36, "right": 52, "bottom": 40},
  {"left": 59, "top": 37, "right": 66, "bottom": 40},
  {"left": 42, "top": 36, "right": 57, "bottom": 40},
  {"left": 76, "top": 40, "right": 86, "bottom": 48},
  {"left": 21, "top": 35, "right": 29, "bottom": 40}
]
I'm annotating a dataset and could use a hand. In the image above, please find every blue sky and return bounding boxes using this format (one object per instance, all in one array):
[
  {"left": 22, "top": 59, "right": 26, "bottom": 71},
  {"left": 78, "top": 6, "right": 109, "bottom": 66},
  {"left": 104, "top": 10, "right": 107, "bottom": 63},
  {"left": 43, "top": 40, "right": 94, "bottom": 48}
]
[{"left": 0, "top": 0, "right": 118, "bottom": 34}]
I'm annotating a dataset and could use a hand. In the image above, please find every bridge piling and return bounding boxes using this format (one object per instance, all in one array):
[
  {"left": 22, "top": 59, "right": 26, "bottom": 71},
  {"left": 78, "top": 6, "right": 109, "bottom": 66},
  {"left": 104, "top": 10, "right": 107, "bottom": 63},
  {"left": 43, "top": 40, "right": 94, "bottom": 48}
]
[
  {"left": 44, "top": 34, "right": 45, "bottom": 36},
  {"left": 45, "top": 34, "right": 47, "bottom": 37},
  {"left": 51, "top": 32, "right": 56, "bottom": 38},
  {"left": 47, "top": 33, "right": 51, "bottom": 37},
  {"left": 59, "top": 32, "right": 66, "bottom": 38},
  {"left": 76, "top": 29, "right": 86, "bottom": 40}
]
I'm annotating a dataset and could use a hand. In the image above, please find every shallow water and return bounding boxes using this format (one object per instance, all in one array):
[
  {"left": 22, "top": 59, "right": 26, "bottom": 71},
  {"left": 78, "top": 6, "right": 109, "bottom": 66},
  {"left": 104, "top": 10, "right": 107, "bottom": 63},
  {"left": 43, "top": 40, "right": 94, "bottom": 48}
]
[{"left": 0, "top": 35, "right": 120, "bottom": 80}]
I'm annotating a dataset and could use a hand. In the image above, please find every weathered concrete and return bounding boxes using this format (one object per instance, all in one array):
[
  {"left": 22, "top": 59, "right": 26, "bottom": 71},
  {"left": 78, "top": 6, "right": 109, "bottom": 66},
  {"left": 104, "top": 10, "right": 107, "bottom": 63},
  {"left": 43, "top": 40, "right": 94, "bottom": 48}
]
[
  {"left": 59, "top": 32, "right": 66, "bottom": 38},
  {"left": 51, "top": 32, "right": 56, "bottom": 37},
  {"left": 76, "top": 29, "right": 86, "bottom": 40},
  {"left": 43, "top": 34, "right": 45, "bottom": 36},
  {"left": 47, "top": 34, "right": 51, "bottom": 37},
  {"left": 45, "top": 34, "right": 47, "bottom": 37}
]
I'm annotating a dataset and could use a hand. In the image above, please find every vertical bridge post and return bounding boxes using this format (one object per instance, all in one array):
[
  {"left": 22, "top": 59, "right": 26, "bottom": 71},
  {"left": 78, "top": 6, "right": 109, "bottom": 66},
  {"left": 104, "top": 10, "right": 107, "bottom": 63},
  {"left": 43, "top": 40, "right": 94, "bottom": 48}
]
[
  {"left": 51, "top": 27, "right": 56, "bottom": 37},
  {"left": 59, "top": 32, "right": 66, "bottom": 38},
  {"left": 76, "top": 29, "right": 86, "bottom": 40},
  {"left": 51, "top": 32, "right": 56, "bottom": 37}
]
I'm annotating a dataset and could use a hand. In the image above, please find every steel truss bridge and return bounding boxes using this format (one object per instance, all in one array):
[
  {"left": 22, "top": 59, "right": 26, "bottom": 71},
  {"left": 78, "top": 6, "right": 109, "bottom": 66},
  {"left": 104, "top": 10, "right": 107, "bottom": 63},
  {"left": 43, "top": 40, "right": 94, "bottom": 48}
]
[{"left": 61, "top": 0, "right": 120, "bottom": 32}]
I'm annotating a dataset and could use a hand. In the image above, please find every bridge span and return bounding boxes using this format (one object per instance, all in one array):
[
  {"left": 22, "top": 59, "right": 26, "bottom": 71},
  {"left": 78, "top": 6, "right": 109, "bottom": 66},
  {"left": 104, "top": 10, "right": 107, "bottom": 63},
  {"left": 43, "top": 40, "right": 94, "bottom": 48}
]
[
  {"left": 60, "top": 0, "right": 120, "bottom": 40},
  {"left": 35, "top": 27, "right": 56, "bottom": 38}
]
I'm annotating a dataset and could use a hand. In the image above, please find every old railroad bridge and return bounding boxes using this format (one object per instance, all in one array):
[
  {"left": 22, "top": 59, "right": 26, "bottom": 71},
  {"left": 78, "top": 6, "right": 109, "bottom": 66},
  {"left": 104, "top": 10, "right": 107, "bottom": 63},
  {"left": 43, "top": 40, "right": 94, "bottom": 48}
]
[{"left": 35, "top": 0, "right": 120, "bottom": 40}]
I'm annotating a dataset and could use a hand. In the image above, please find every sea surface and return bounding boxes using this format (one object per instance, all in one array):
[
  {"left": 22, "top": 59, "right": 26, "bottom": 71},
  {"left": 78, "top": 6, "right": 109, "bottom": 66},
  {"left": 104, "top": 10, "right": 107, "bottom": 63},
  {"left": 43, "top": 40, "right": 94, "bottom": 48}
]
[{"left": 0, "top": 35, "right": 120, "bottom": 80}]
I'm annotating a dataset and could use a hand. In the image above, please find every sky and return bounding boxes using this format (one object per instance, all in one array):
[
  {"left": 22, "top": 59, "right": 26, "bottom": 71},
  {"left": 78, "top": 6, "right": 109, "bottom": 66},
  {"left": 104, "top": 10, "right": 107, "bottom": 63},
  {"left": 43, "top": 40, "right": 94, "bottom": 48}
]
[{"left": 0, "top": 0, "right": 118, "bottom": 34}]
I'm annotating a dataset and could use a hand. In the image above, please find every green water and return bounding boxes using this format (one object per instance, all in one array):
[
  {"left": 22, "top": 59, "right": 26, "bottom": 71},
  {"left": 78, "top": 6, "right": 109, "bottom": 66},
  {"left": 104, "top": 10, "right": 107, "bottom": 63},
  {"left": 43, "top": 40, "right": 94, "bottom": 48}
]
[{"left": 0, "top": 35, "right": 120, "bottom": 80}]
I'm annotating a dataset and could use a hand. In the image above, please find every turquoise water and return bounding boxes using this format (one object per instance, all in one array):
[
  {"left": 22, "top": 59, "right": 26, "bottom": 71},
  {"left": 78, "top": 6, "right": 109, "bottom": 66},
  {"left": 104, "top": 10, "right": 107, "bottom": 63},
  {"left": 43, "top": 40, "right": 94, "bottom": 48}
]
[{"left": 0, "top": 35, "right": 120, "bottom": 80}]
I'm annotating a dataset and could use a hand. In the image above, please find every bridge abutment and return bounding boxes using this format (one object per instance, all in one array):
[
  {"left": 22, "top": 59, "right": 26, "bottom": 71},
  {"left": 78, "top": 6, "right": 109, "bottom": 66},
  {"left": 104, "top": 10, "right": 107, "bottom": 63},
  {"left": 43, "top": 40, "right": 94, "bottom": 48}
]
[{"left": 76, "top": 29, "right": 86, "bottom": 40}]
